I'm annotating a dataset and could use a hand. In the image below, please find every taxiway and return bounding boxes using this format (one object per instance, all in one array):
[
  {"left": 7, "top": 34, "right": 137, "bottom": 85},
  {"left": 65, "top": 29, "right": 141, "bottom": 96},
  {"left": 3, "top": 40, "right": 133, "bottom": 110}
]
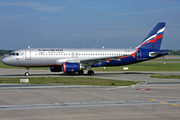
[{"left": 0, "top": 68, "right": 180, "bottom": 120}]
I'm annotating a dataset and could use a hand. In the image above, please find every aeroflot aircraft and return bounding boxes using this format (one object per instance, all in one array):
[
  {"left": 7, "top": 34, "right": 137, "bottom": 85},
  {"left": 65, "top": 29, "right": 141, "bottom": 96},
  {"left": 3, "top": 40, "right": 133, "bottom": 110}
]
[{"left": 2, "top": 22, "right": 168, "bottom": 76}]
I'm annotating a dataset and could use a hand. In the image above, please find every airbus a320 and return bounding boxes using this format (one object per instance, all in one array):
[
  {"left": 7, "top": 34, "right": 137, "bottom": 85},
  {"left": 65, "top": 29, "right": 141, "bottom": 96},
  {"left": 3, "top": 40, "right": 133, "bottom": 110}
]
[{"left": 2, "top": 22, "right": 168, "bottom": 76}]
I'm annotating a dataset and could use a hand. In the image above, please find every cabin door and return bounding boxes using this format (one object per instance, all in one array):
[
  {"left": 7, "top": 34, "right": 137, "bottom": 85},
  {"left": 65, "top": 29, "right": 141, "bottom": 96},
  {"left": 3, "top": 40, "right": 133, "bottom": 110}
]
[{"left": 25, "top": 50, "right": 31, "bottom": 60}]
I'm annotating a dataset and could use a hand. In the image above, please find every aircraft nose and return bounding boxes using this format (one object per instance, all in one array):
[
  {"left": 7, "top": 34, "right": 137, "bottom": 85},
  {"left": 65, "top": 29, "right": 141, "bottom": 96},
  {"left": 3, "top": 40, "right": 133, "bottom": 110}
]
[
  {"left": 2, "top": 57, "right": 6, "bottom": 64},
  {"left": 2, "top": 57, "right": 10, "bottom": 65}
]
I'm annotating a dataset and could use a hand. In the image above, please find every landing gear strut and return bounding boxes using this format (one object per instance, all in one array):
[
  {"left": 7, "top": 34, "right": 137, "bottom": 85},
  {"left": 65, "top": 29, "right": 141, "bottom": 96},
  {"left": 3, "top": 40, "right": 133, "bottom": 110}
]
[{"left": 25, "top": 67, "right": 30, "bottom": 76}]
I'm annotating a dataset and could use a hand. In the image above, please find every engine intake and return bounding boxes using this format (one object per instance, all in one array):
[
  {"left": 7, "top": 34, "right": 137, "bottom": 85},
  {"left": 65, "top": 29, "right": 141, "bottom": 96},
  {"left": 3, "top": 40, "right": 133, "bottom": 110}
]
[{"left": 62, "top": 62, "right": 81, "bottom": 73}]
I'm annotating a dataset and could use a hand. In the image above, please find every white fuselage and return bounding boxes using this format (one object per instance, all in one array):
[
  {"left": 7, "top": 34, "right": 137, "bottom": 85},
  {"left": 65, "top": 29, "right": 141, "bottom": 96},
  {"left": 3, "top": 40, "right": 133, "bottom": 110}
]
[{"left": 3, "top": 48, "right": 136, "bottom": 67}]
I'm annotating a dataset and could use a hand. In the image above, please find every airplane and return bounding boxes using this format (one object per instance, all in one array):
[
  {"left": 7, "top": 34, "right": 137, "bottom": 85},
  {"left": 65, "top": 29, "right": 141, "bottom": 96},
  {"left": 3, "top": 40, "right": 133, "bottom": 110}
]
[{"left": 2, "top": 22, "right": 169, "bottom": 76}]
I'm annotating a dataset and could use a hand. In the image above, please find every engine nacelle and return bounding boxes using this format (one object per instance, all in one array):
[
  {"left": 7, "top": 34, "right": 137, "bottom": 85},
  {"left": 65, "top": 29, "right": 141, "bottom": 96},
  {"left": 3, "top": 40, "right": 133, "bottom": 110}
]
[
  {"left": 62, "top": 62, "right": 81, "bottom": 73},
  {"left": 50, "top": 66, "right": 62, "bottom": 72}
]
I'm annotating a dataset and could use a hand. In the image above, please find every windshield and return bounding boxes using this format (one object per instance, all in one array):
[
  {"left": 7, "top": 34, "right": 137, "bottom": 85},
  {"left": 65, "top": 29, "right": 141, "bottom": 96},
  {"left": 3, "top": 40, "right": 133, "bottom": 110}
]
[
  {"left": 9, "top": 53, "right": 14, "bottom": 55},
  {"left": 9, "top": 52, "right": 19, "bottom": 56}
]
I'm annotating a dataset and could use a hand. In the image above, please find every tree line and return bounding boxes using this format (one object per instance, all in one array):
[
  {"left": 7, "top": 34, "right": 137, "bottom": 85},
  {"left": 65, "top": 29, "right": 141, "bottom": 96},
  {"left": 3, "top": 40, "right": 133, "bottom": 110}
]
[
  {"left": 165, "top": 49, "right": 180, "bottom": 55},
  {"left": 0, "top": 50, "right": 13, "bottom": 56}
]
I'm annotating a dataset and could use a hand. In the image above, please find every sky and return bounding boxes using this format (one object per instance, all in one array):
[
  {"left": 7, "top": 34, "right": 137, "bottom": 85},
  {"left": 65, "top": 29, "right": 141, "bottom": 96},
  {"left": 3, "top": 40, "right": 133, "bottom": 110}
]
[{"left": 0, "top": 0, "right": 180, "bottom": 50}]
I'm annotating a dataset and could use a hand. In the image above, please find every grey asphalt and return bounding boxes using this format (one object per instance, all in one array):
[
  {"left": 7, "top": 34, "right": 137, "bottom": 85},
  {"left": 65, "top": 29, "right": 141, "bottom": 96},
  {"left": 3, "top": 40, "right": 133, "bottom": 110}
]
[{"left": 0, "top": 68, "right": 180, "bottom": 120}]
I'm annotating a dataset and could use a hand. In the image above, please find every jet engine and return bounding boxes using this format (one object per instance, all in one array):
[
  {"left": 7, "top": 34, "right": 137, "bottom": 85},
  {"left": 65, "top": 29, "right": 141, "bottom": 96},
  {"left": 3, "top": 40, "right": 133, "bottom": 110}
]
[
  {"left": 50, "top": 66, "right": 62, "bottom": 72},
  {"left": 62, "top": 62, "right": 82, "bottom": 73}
]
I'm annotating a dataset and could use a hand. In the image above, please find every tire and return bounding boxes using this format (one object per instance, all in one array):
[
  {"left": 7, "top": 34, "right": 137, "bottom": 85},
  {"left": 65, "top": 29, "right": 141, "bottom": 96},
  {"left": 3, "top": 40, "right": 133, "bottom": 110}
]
[
  {"left": 25, "top": 72, "right": 29, "bottom": 76},
  {"left": 78, "top": 70, "right": 84, "bottom": 75},
  {"left": 87, "top": 70, "right": 94, "bottom": 76}
]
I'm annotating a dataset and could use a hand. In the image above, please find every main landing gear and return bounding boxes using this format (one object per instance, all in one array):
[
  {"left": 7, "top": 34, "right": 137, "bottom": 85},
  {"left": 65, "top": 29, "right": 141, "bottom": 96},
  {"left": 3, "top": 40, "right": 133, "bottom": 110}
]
[
  {"left": 86, "top": 66, "right": 94, "bottom": 76},
  {"left": 78, "top": 70, "right": 94, "bottom": 75},
  {"left": 77, "top": 65, "right": 94, "bottom": 75},
  {"left": 87, "top": 70, "right": 94, "bottom": 76},
  {"left": 25, "top": 67, "right": 30, "bottom": 76},
  {"left": 78, "top": 70, "right": 84, "bottom": 75}
]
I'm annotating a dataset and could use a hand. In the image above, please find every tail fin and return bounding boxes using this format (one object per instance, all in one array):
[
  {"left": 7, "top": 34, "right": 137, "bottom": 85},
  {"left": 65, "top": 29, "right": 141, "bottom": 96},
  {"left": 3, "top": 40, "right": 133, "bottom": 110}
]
[{"left": 137, "top": 22, "right": 166, "bottom": 50}]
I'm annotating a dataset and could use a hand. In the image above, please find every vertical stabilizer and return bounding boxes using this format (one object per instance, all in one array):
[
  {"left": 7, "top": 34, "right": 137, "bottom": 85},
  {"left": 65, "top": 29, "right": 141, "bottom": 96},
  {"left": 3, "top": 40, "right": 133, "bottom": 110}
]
[{"left": 138, "top": 22, "right": 166, "bottom": 50}]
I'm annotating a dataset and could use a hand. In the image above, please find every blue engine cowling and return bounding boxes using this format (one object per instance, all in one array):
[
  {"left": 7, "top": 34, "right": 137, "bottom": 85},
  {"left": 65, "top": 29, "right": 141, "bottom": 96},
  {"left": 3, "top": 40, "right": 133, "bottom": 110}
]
[{"left": 62, "top": 62, "right": 81, "bottom": 73}]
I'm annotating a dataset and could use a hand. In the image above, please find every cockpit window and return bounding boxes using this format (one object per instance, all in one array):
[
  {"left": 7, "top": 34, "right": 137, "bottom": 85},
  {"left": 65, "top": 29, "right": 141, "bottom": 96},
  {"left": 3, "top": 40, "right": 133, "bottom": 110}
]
[
  {"left": 9, "top": 53, "right": 14, "bottom": 55},
  {"left": 9, "top": 53, "right": 19, "bottom": 56}
]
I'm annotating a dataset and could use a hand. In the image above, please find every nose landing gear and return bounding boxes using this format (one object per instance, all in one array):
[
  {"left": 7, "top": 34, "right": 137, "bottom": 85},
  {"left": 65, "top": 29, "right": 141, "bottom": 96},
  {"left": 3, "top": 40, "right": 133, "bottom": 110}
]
[{"left": 25, "top": 67, "right": 30, "bottom": 76}]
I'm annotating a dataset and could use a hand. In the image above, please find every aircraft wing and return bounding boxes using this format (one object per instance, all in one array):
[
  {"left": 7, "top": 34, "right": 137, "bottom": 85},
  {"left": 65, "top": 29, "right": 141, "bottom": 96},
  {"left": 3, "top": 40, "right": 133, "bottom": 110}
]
[
  {"left": 55, "top": 55, "right": 130, "bottom": 66},
  {"left": 79, "top": 55, "right": 128, "bottom": 66}
]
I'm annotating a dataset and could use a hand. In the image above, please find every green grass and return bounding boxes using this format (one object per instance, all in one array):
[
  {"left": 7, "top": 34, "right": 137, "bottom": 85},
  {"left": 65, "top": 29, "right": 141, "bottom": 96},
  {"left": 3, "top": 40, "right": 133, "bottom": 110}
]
[
  {"left": 150, "top": 59, "right": 180, "bottom": 61},
  {"left": 151, "top": 75, "right": 180, "bottom": 79},
  {"left": 92, "top": 63, "right": 180, "bottom": 71},
  {"left": 0, "top": 77, "right": 139, "bottom": 86}
]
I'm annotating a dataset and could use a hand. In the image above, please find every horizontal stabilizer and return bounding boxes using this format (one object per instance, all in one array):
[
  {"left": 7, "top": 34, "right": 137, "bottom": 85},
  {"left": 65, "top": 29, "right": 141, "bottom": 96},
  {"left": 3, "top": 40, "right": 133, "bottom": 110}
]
[{"left": 149, "top": 51, "right": 169, "bottom": 57}]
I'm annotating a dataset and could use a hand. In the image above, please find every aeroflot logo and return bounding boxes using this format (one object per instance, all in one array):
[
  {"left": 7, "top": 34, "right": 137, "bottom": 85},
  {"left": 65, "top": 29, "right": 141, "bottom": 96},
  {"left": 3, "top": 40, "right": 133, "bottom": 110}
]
[{"left": 38, "top": 49, "right": 63, "bottom": 51}]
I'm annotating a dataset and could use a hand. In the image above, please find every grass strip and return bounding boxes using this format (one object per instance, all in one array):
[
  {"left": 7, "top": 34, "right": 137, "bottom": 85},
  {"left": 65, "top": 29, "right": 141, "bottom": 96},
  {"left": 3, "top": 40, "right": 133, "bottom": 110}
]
[
  {"left": 151, "top": 75, "right": 180, "bottom": 79},
  {"left": 150, "top": 59, "right": 180, "bottom": 61},
  {"left": 93, "top": 63, "right": 180, "bottom": 71},
  {"left": 0, "top": 77, "right": 139, "bottom": 86}
]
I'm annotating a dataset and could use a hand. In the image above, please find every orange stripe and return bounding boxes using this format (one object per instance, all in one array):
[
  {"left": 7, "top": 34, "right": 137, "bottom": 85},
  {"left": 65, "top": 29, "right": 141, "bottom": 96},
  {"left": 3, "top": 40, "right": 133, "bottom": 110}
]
[
  {"left": 131, "top": 49, "right": 139, "bottom": 58},
  {"left": 119, "top": 56, "right": 129, "bottom": 59},
  {"left": 64, "top": 62, "right": 67, "bottom": 73},
  {"left": 107, "top": 59, "right": 113, "bottom": 61}
]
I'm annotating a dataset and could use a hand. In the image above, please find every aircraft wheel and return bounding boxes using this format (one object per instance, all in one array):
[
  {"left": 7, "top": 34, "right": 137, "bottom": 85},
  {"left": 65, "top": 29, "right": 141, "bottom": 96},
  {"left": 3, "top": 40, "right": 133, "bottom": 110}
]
[
  {"left": 25, "top": 72, "right": 29, "bottom": 76},
  {"left": 87, "top": 70, "right": 94, "bottom": 76},
  {"left": 78, "top": 70, "right": 84, "bottom": 75}
]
